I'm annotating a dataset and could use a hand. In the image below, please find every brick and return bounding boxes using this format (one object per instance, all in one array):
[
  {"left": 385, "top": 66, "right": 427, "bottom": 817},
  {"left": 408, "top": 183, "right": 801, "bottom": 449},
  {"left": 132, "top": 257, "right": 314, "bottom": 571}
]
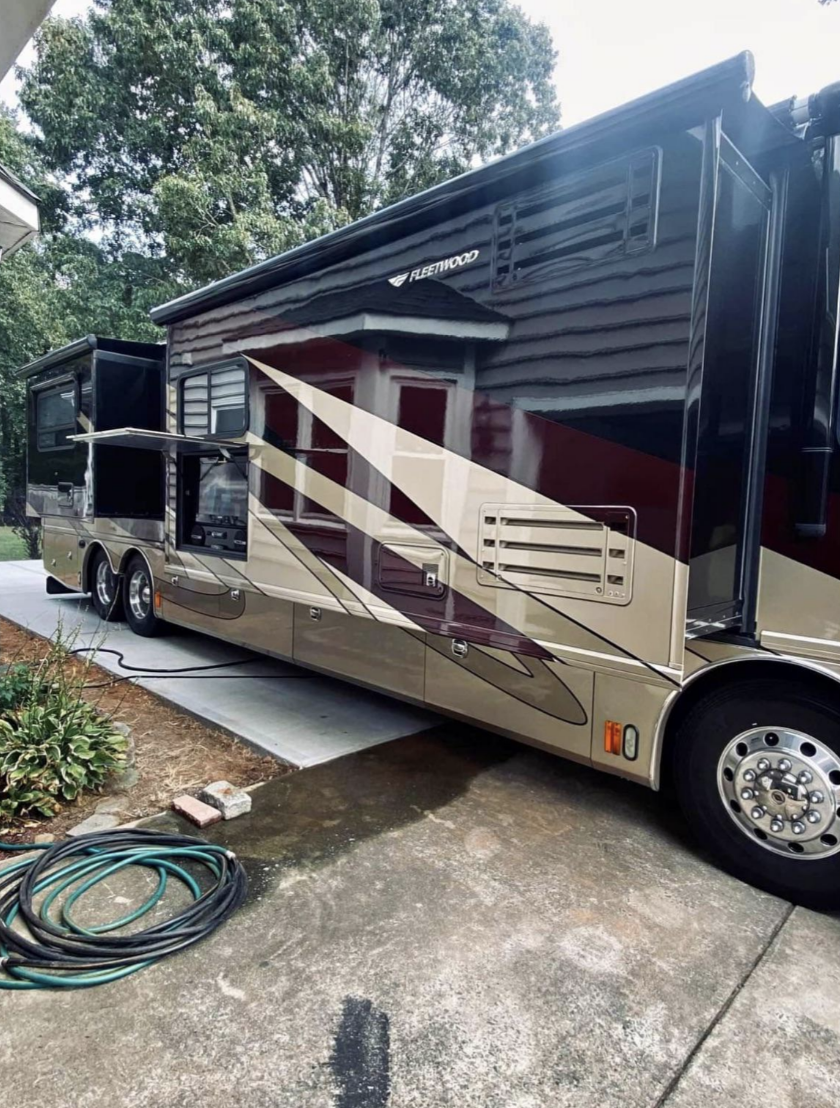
[
  {"left": 199, "top": 780, "right": 252, "bottom": 820},
  {"left": 172, "top": 794, "right": 222, "bottom": 828}
]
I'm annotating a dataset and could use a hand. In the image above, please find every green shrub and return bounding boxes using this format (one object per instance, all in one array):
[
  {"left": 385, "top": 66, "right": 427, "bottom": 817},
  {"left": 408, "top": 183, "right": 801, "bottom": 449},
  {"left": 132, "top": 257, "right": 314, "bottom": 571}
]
[
  {"left": 0, "top": 628, "right": 127, "bottom": 822},
  {"left": 0, "top": 663, "right": 34, "bottom": 714}
]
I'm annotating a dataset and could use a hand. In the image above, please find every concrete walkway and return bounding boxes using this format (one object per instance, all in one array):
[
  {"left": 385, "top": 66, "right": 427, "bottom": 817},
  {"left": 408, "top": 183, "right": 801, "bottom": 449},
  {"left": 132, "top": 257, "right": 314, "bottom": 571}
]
[
  {"left": 0, "top": 560, "right": 435, "bottom": 767},
  {"left": 2, "top": 731, "right": 838, "bottom": 1108}
]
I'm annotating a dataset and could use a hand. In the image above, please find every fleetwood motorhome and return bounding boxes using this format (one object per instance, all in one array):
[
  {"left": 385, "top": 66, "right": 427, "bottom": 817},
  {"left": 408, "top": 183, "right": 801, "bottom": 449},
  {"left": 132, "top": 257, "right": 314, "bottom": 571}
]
[{"left": 19, "top": 54, "right": 840, "bottom": 907}]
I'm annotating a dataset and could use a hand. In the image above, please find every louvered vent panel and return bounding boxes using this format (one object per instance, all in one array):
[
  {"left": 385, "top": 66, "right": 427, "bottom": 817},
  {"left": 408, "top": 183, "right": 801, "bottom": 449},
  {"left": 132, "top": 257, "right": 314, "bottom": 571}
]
[
  {"left": 478, "top": 505, "right": 635, "bottom": 605},
  {"left": 492, "top": 148, "right": 660, "bottom": 290}
]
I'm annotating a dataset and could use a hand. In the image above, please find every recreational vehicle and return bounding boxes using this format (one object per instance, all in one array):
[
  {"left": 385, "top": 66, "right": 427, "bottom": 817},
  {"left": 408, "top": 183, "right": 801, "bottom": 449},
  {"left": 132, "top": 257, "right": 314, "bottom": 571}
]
[{"left": 19, "top": 54, "right": 840, "bottom": 907}]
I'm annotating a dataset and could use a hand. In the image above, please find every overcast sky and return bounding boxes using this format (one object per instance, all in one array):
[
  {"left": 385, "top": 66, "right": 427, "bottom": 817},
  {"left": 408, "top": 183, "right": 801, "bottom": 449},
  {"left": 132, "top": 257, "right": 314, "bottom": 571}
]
[{"left": 2, "top": 0, "right": 839, "bottom": 125}]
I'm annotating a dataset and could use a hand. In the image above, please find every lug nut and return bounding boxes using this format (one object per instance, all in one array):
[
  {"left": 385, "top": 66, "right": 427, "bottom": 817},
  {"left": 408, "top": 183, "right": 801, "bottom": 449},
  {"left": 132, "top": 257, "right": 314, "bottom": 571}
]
[
  {"left": 810, "top": 791, "right": 825, "bottom": 805},
  {"left": 798, "top": 770, "right": 813, "bottom": 785},
  {"left": 770, "top": 818, "right": 785, "bottom": 833},
  {"left": 792, "top": 821, "right": 806, "bottom": 835},
  {"left": 740, "top": 788, "right": 755, "bottom": 801},
  {"left": 751, "top": 806, "right": 765, "bottom": 820},
  {"left": 743, "top": 769, "right": 756, "bottom": 783},
  {"left": 778, "top": 758, "right": 792, "bottom": 773},
  {"left": 807, "top": 809, "right": 821, "bottom": 824},
  {"left": 757, "top": 758, "right": 770, "bottom": 772}
]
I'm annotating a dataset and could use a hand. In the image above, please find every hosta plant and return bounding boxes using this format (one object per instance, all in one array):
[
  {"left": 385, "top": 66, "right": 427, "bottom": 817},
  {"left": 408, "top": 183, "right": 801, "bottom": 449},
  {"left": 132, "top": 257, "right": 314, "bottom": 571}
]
[
  {"left": 0, "top": 626, "right": 127, "bottom": 823},
  {"left": 0, "top": 700, "right": 128, "bottom": 820}
]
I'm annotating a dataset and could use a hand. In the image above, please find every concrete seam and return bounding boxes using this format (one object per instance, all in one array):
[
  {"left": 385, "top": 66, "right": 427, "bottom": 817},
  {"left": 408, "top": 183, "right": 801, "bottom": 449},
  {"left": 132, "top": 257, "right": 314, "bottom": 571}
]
[{"left": 654, "top": 900, "right": 796, "bottom": 1107}]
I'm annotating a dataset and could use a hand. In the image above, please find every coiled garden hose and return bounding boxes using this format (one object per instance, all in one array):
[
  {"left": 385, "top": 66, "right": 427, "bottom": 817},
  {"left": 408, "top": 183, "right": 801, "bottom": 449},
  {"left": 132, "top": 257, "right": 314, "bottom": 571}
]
[{"left": 0, "top": 828, "right": 247, "bottom": 989}]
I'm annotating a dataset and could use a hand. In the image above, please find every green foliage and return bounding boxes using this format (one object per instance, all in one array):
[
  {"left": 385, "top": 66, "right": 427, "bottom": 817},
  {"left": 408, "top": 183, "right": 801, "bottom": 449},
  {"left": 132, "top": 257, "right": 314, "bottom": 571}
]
[
  {"left": 0, "top": 108, "right": 178, "bottom": 509},
  {"left": 19, "top": 0, "right": 559, "bottom": 282},
  {"left": 1, "top": 0, "right": 558, "bottom": 511},
  {"left": 0, "top": 702, "right": 128, "bottom": 819},
  {"left": 0, "top": 664, "right": 34, "bottom": 715},
  {"left": 0, "top": 634, "right": 127, "bottom": 822}
]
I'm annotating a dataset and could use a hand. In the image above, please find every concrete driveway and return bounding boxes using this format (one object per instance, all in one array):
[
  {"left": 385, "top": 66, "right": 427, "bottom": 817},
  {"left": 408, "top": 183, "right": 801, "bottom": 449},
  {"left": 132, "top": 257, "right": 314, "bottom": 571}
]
[
  {"left": 0, "top": 560, "right": 434, "bottom": 766},
  {"left": 2, "top": 729, "right": 838, "bottom": 1108}
]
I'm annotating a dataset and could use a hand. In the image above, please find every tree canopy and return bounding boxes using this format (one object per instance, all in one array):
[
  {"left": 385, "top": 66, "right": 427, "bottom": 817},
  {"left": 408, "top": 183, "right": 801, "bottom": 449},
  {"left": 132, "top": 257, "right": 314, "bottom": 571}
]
[
  {"left": 0, "top": 0, "right": 559, "bottom": 513},
  {"left": 19, "top": 0, "right": 559, "bottom": 285}
]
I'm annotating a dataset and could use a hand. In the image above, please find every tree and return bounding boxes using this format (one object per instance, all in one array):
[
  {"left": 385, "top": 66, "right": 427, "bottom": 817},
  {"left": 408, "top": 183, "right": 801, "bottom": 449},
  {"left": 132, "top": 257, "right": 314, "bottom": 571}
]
[
  {"left": 19, "top": 0, "right": 559, "bottom": 286},
  {"left": 0, "top": 109, "right": 177, "bottom": 524},
  {"left": 1, "top": 0, "right": 558, "bottom": 524}
]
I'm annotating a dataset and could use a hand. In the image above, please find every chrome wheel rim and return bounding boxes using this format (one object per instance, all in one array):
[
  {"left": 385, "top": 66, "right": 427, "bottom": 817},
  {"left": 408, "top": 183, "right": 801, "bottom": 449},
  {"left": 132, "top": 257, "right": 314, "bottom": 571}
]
[
  {"left": 95, "top": 559, "right": 115, "bottom": 608},
  {"left": 718, "top": 727, "right": 840, "bottom": 859},
  {"left": 128, "top": 569, "right": 152, "bottom": 622}
]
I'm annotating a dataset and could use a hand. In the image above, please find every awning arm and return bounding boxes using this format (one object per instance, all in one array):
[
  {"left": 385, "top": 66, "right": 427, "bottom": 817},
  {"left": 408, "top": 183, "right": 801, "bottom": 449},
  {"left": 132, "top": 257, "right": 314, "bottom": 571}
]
[{"left": 69, "top": 428, "right": 243, "bottom": 452}]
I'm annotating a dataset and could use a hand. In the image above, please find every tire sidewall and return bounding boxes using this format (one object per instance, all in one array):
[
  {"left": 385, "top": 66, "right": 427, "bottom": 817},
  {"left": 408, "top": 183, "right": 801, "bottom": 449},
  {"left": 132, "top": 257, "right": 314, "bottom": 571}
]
[
  {"left": 675, "top": 679, "right": 840, "bottom": 908},
  {"left": 122, "top": 556, "right": 161, "bottom": 637},
  {"left": 89, "top": 549, "right": 122, "bottom": 622}
]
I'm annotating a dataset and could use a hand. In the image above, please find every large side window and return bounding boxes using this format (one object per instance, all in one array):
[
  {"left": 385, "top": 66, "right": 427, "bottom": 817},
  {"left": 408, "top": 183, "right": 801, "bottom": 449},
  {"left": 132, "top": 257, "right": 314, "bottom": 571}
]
[
  {"left": 36, "top": 381, "right": 76, "bottom": 451},
  {"left": 180, "top": 362, "right": 247, "bottom": 438},
  {"left": 389, "top": 381, "right": 451, "bottom": 526}
]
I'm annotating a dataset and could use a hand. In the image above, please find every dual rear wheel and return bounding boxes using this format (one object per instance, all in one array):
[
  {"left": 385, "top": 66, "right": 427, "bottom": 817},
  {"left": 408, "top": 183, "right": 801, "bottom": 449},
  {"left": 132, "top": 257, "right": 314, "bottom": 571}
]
[{"left": 88, "top": 549, "right": 163, "bottom": 637}]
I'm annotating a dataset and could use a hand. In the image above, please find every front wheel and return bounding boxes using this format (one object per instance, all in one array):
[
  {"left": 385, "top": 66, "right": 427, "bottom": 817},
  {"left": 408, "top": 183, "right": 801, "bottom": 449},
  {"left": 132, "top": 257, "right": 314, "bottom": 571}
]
[
  {"left": 122, "top": 555, "right": 164, "bottom": 637},
  {"left": 674, "top": 677, "right": 840, "bottom": 909}
]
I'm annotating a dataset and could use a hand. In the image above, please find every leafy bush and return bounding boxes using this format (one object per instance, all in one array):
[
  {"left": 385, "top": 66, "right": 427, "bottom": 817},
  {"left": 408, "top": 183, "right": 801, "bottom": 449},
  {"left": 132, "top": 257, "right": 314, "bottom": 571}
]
[
  {"left": 0, "top": 663, "right": 34, "bottom": 715},
  {"left": 0, "top": 629, "right": 127, "bottom": 822}
]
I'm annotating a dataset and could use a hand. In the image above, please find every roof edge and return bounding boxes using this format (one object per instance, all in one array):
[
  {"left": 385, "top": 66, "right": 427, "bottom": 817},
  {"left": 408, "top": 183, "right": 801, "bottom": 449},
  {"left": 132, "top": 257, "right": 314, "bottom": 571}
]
[{"left": 15, "top": 335, "right": 164, "bottom": 379}]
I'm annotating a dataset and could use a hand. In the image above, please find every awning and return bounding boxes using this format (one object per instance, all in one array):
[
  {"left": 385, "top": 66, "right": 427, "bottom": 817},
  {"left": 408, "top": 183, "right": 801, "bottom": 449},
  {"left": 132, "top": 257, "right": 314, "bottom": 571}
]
[{"left": 69, "top": 428, "right": 242, "bottom": 452}]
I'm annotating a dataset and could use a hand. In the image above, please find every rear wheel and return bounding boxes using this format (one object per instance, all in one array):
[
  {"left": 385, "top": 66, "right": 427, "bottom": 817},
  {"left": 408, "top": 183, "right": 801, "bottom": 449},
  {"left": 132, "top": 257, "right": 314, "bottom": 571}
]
[
  {"left": 674, "top": 677, "right": 840, "bottom": 909},
  {"left": 89, "top": 549, "right": 124, "bottom": 622},
  {"left": 122, "top": 554, "right": 163, "bottom": 637}
]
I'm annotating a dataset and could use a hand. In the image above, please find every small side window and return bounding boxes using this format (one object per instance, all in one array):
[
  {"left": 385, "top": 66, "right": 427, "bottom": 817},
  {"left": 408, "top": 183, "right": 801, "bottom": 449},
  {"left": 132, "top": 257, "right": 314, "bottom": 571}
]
[
  {"left": 36, "top": 383, "right": 76, "bottom": 451},
  {"left": 180, "top": 361, "right": 247, "bottom": 438}
]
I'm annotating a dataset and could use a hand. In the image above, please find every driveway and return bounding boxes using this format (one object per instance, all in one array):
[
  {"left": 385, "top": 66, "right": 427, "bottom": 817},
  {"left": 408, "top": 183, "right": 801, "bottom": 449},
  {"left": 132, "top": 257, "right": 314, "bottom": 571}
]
[
  {"left": 0, "top": 560, "right": 434, "bottom": 766},
  {"left": 2, "top": 728, "right": 838, "bottom": 1108}
]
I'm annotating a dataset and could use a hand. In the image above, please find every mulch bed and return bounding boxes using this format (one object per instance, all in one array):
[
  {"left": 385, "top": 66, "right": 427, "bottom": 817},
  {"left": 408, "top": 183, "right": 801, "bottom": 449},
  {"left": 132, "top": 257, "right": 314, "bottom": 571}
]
[{"left": 0, "top": 616, "right": 291, "bottom": 844}]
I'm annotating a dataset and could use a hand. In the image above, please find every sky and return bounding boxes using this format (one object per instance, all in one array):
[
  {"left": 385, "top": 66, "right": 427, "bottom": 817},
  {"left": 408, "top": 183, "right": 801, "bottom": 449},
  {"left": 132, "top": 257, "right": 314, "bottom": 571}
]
[{"left": 2, "top": 0, "right": 839, "bottom": 125}]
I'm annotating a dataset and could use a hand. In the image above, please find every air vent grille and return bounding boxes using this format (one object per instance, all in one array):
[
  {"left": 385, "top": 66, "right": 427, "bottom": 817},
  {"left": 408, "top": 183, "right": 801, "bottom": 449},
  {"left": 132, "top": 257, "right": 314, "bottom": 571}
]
[
  {"left": 478, "top": 505, "right": 635, "bottom": 605},
  {"left": 492, "top": 148, "right": 660, "bottom": 290}
]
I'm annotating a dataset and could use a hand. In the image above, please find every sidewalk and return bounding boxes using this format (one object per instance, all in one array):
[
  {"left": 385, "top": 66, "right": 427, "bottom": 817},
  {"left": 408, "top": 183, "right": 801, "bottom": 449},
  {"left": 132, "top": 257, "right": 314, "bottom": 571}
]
[{"left": 0, "top": 560, "right": 435, "bottom": 767}]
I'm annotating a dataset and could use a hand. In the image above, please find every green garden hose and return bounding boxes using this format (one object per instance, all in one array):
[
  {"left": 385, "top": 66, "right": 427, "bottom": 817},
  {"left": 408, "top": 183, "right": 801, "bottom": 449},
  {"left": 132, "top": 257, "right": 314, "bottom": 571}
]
[{"left": 0, "top": 828, "right": 247, "bottom": 989}]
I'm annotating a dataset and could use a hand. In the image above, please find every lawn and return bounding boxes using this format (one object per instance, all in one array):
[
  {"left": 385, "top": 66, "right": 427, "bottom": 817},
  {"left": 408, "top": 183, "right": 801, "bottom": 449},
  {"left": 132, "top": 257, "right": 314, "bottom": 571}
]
[{"left": 0, "top": 526, "right": 27, "bottom": 562}]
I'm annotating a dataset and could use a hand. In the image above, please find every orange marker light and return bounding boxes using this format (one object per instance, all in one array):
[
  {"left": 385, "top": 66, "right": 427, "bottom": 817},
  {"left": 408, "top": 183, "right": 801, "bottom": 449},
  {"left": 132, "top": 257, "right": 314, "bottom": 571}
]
[
  {"left": 154, "top": 588, "right": 162, "bottom": 612},
  {"left": 604, "top": 720, "right": 623, "bottom": 755}
]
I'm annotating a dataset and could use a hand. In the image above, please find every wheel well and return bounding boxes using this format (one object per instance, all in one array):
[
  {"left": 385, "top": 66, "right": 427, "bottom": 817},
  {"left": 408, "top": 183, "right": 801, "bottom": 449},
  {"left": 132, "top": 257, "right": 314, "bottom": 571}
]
[
  {"left": 117, "top": 548, "right": 154, "bottom": 580},
  {"left": 81, "top": 542, "right": 112, "bottom": 594},
  {"left": 658, "top": 656, "right": 840, "bottom": 792}
]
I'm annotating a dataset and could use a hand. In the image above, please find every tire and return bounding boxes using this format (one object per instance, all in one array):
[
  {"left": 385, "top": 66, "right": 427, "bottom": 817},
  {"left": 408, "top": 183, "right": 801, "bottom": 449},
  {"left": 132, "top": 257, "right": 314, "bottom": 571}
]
[
  {"left": 122, "top": 554, "right": 164, "bottom": 637},
  {"left": 674, "top": 677, "right": 840, "bottom": 910},
  {"left": 89, "top": 548, "right": 125, "bottom": 622}
]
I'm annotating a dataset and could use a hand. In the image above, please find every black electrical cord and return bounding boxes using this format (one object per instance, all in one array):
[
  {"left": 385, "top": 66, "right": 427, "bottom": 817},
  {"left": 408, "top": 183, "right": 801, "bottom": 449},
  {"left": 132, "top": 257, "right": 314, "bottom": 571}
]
[
  {"left": 0, "top": 829, "right": 248, "bottom": 989},
  {"left": 66, "top": 646, "right": 317, "bottom": 688}
]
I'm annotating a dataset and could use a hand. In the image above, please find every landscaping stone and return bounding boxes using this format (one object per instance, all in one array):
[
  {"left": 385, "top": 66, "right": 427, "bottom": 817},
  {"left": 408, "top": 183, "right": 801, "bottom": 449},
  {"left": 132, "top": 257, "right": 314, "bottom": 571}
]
[
  {"left": 34, "top": 833, "right": 55, "bottom": 844},
  {"left": 172, "top": 795, "right": 222, "bottom": 828},
  {"left": 199, "top": 780, "right": 252, "bottom": 820},
  {"left": 103, "top": 765, "right": 140, "bottom": 794},
  {"left": 67, "top": 813, "right": 121, "bottom": 837},
  {"left": 95, "top": 796, "right": 130, "bottom": 816}
]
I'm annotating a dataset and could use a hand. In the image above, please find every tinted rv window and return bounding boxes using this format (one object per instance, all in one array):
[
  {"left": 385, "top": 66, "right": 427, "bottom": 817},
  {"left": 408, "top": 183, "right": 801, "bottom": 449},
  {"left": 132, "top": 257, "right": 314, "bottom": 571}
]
[
  {"left": 181, "top": 362, "right": 247, "bottom": 437},
  {"left": 36, "top": 383, "right": 76, "bottom": 450}
]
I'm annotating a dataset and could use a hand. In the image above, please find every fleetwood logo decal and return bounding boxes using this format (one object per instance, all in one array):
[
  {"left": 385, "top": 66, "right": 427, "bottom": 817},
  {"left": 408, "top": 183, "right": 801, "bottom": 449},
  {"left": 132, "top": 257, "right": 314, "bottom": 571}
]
[{"left": 388, "top": 249, "right": 480, "bottom": 288}]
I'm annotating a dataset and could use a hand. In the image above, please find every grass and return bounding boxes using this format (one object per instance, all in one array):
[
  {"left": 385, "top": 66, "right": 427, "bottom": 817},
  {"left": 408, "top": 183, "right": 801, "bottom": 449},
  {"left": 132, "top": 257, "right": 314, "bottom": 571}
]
[{"left": 0, "top": 527, "right": 27, "bottom": 562}]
